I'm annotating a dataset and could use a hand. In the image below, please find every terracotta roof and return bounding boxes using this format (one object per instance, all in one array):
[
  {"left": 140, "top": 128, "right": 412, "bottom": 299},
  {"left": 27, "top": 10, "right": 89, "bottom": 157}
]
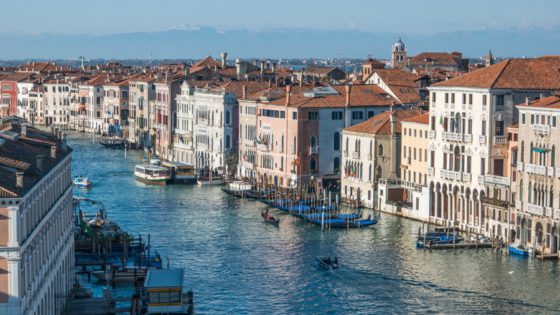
[
  {"left": 215, "top": 81, "right": 270, "bottom": 99},
  {"left": 0, "top": 122, "right": 71, "bottom": 198},
  {"left": 269, "top": 84, "right": 398, "bottom": 108},
  {"left": 372, "top": 69, "right": 420, "bottom": 104},
  {"left": 192, "top": 56, "right": 221, "bottom": 68},
  {"left": 433, "top": 57, "right": 560, "bottom": 89},
  {"left": 402, "top": 112, "right": 429, "bottom": 124},
  {"left": 343, "top": 109, "right": 424, "bottom": 135},
  {"left": 518, "top": 95, "right": 560, "bottom": 109},
  {"left": 410, "top": 52, "right": 462, "bottom": 67},
  {"left": 304, "top": 66, "right": 342, "bottom": 75}
]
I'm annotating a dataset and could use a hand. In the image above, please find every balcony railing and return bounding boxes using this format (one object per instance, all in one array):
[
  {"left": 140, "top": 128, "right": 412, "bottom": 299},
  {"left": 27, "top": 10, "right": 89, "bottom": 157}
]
[
  {"left": 429, "top": 130, "right": 436, "bottom": 139},
  {"left": 441, "top": 169, "right": 462, "bottom": 181},
  {"left": 479, "top": 135, "right": 486, "bottom": 144},
  {"left": 493, "top": 135, "right": 507, "bottom": 145},
  {"left": 555, "top": 209, "right": 560, "bottom": 219},
  {"left": 462, "top": 173, "right": 471, "bottom": 182},
  {"left": 257, "top": 143, "right": 270, "bottom": 152},
  {"left": 546, "top": 207, "right": 553, "bottom": 217},
  {"left": 442, "top": 132, "right": 463, "bottom": 142},
  {"left": 527, "top": 203, "right": 545, "bottom": 216},
  {"left": 517, "top": 162, "right": 523, "bottom": 171},
  {"left": 526, "top": 163, "right": 547, "bottom": 176},
  {"left": 532, "top": 124, "right": 550, "bottom": 136},
  {"left": 495, "top": 105, "right": 505, "bottom": 112},
  {"left": 464, "top": 134, "right": 472, "bottom": 143},
  {"left": 428, "top": 167, "right": 434, "bottom": 176},
  {"left": 484, "top": 174, "right": 510, "bottom": 187},
  {"left": 352, "top": 151, "right": 360, "bottom": 159},
  {"left": 309, "top": 146, "right": 319, "bottom": 155}
]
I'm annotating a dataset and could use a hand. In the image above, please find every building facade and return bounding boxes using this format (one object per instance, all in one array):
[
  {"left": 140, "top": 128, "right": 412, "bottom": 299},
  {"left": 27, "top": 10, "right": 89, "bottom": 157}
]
[{"left": 0, "top": 121, "right": 74, "bottom": 315}]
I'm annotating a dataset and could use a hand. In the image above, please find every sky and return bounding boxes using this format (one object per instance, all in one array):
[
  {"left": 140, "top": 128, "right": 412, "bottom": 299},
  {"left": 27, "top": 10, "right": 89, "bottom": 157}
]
[{"left": 2, "top": 0, "right": 559, "bottom": 35}]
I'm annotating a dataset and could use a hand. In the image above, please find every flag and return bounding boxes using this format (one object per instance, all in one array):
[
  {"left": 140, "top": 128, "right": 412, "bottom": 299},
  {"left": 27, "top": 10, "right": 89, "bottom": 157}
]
[{"left": 439, "top": 115, "right": 444, "bottom": 125}]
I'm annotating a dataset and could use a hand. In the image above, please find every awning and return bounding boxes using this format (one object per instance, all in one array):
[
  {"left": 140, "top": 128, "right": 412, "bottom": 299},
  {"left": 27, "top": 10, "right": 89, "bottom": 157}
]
[{"left": 532, "top": 147, "right": 549, "bottom": 153}]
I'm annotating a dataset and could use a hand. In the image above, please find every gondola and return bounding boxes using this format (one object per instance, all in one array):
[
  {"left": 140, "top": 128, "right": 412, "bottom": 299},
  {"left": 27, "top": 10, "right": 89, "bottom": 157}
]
[
  {"left": 261, "top": 208, "right": 280, "bottom": 224},
  {"left": 99, "top": 138, "right": 126, "bottom": 149},
  {"left": 316, "top": 256, "right": 339, "bottom": 270}
]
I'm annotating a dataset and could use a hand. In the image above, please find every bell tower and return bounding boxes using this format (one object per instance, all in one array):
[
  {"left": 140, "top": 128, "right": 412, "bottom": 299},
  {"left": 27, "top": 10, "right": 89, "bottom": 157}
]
[{"left": 391, "top": 38, "right": 407, "bottom": 70}]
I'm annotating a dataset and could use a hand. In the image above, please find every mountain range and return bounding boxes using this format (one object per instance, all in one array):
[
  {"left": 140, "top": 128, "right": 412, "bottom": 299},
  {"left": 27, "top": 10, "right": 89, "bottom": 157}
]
[{"left": 0, "top": 26, "right": 558, "bottom": 60}]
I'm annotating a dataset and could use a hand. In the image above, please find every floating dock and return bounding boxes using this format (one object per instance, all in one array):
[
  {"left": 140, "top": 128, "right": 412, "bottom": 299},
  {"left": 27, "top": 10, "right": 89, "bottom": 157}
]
[{"left": 421, "top": 242, "right": 493, "bottom": 250}]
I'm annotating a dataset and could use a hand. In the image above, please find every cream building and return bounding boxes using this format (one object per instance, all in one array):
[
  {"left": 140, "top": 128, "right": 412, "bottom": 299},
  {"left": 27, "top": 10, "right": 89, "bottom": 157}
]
[
  {"left": 0, "top": 120, "right": 74, "bottom": 315},
  {"left": 515, "top": 95, "right": 560, "bottom": 254}
]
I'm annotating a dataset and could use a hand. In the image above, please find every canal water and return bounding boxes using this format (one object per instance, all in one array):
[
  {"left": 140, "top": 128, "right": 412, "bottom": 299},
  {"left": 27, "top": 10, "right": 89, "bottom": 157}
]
[{"left": 69, "top": 133, "right": 559, "bottom": 314}]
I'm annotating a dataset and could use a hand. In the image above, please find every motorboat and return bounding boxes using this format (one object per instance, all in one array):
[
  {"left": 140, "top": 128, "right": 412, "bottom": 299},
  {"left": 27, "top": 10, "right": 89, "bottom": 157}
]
[
  {"left": 73, "top": 176, "right": 92, "bottom": 188},
  {"left": 99, "top": 137, "right": 126, "bottom": 149},
  {"left": 161, "top": 161, "right": 196, "bottom": 184},
  {"left": 134, "top": 164, "right": 171, "bottom": 185},
  {"left": 316, "top": 256, "right": 339, "bottom": 270},
  {"left": 509, "top": 243, "right": 534, "bottom": 257},
  {"left": 221, "top": 181, "right": 252, "bottom": 197}
]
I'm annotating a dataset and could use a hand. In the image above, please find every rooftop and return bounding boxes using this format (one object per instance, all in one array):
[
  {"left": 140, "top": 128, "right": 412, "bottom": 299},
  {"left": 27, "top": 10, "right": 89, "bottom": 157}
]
[
  {"left": 343, "top": 109, "right": 424, "bottom": 136},
  {"left": 144, "top": 268, "right": 185, "bottom": 289}
]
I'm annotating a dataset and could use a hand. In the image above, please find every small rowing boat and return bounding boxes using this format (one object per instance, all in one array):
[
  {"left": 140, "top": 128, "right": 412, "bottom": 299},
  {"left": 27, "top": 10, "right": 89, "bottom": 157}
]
[
  {"left": 316, "top": 256, "right": 339, "bottom": 270},
  {"left": 261, "top": 208, "right": 280, "bottom": 224}
]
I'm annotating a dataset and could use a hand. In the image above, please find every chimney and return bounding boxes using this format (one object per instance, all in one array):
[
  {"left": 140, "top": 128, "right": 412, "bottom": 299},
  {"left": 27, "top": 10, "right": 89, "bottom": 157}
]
[
  {"left": 21, "top": 123, "right": 27, "bottom": 137},
  {"left": 36, "top": 155, "right": 45, "bottom": 173},
  {"left": 390, "top": 113, "right": 396, "bottom": 135},
  {"left": 51, "top": 145, "right": 57, "bottom": 159},
  {"left": 220, "top": 52, "right": 228, "bottom": 68},
  {"left": 300, "top": 69, "right": 304, "bottom": 87},
  {"left": 271, "top": 63, "right": 276, "bottom": 73},
  {"left": 16, "top": 171, "right": 24, "bottom": 190},
  {"left": 526, "top": 97, "right": 529, "bottom": 105},
  {"left": 345, "top": 85, "right": 352, "bottom": 107},
  {"left": 235, "top": 59, "right": 241, "bottom": 78},
  {"left": 285, "top": 85, "right": 292, "bottom": 107},
  {"left": 242, "top": 85, "right": 247, "bottom": 100},
  {"left": 260, "top": 61, "right": 265, "bottom": 75}
]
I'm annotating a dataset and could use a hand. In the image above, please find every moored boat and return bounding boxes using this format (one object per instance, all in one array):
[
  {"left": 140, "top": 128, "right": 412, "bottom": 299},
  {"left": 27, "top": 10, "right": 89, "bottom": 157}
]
[
  {"left": 261, "top": 208, "right": 280, "bottom": 224},
  {"left": 508, "top": 243, "right": 534, "bottom": 257},
  {"left": 162, "top": 161, "right": 196, "bottom": 184},
  {"left": 221, "top": 181, "right": 252, "bottom": 197},
  {"left": 134, "top": 164, "right": 171, "bottom": 185},
  {"left": 197, "top": 177, "right": 225, "bottom": 186},
  {"left": 316, "top": 256, "right": 339, "bottom": 270},
  {"left": 99, "top": 137, "right": 126, "bottom": 149},
  {"left": 73, "top": 176, "right": 92, "bottom": 188}
]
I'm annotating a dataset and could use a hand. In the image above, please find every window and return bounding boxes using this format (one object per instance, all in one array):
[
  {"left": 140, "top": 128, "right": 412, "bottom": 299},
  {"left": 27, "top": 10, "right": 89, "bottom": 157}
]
[
  {"left": 445, "top": 93, "right": 449, "bottom": 103},
  {"left": 352, "top": 111, "right": 364, "bottom": 120},
  {"left": 225, "top": 135, "right": 231, "bottom": 149},
  {"left": 531, "top": 114, "right": 534, "bottom": 124},
  {"left": 377, "top": 144, "right": 384, "bottom": 156},
  {"left": 334, "top": 157, "right": 340, "bottom": 172},
  {"left": 432, "top": 92, "right": 436, "bottom": 103},
  {"left": 482, "top": 95, "right": 487, "bottom": 106},
  {"left": 292, "top": 111, "right": 298, "bottom": 120},
  {"left": 522, "top": 113, "right": 526, "bottom": 124},
  {"left": 496, "top": 95, "right": 504, "bottom": 106},
  {"left": 430, "top": 151, "right": 435, "bottom": 167},
  {"left": 310, "top": 159, "right": 316, "bottom": 171},
  {"left": 332, "top": 111, "right": 343, "bottom": 120},
  {"left": 495, "top": 121, "right": 504, "bottom": 136},
  {"left": 334, "top": 132, "right": 340, "bottom": 151},
  {"left": 368, "top": 111, "right": 375, "bottom": 118},
  {"left": 481, "top": 158, "right": 486, "bottom": 175},
  {"left": 308, "top": 112, "right": 318, "bottom": 120},
  {"left": 431, "top": 116, "right": 435, "bottom": 131},
  {"left": 553, "top": 116, "right": 557, "bottom": 127},
  {"left": 468, "top": 94, "right": 473, "bottom": 105},
  {"left": 225, "top": 111, "right": 231, "bottom": 125},
  {"left": 481, "top": 120, "right": 486, "bottom": 136},
  {"left": 462, "top": 93, "right": 466, "bottom": 105}
]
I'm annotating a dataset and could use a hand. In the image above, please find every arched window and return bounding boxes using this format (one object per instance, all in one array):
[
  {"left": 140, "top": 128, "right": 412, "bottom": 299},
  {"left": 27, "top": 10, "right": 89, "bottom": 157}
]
[
  {"left": 310, "top": 159, "right": 316, "bottom": 171},
  {"left": 519, "top": 180, "right": 523, "bottom": 201},
  {"left": 368, "top": 164, "right": 372, "bottom": 181},
  {"left": 225, "top": 135, "right": 231, "bottom": 149},
  {"left": 520, "top": 141, "right": 525, "bottom": 163},
  {"left": 281, "top": 135, "right": 285, "bottom": 152},
  {"left": 375, "top": 165, "right": 382, "bottom": 179},
  {"left": 334, "top": 132, "right": 340, "bottom": 151},
  {"left": 528, "top": 182, "right": 532, "bottom": 203},
  {"left": 225, "top": 110, "right": 231, "bottom": 126},
  {"left": 355, "top": 139, "right": 359, "bottom": 152},
  {"left": 334, "top": 157, "right": 340, "bottom": 172},
  {"left": 377, "top": 144, "right": 384, "bottom": 156},
  {"left": 293, "top": 136, "right": 297, "bottom": 154},
  {"left": 345, "top": 137, "right": 349, "bottom": 152},
  {"left": 310, "top": 136, "right": 317, "bottom": 148},
  {"left": 530, "top": 142, "right": 534, "bottom": 163}
]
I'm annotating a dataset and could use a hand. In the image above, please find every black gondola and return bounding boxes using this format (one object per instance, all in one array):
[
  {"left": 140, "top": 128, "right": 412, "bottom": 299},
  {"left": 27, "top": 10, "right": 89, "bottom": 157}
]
[
  {"left": 261, "top": 208, "right": 280, "bottom": 224},
  {"left": 100, "top": 138, "right": 126, "bottom": 149},
  {"left": 316, "top": 256, "right": 339, "bottom": 270}
]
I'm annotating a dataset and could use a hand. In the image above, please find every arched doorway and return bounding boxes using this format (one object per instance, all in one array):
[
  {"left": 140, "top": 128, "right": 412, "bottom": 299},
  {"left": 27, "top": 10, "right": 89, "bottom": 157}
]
[
  {"left": 535, "top": 222, "right": 544, "bottom": 248},
  {"left": 551, "top": 225, "right": 559, "bottom": 254}
]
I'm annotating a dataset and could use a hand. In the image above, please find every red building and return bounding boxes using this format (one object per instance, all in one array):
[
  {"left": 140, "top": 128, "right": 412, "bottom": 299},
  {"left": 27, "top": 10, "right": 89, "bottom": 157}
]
[{"left": 0, "top": 73, "right": 36, "bottom": 118}]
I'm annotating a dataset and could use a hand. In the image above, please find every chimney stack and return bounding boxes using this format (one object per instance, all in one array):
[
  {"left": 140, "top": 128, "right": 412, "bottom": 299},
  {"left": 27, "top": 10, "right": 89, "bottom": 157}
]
[
  {"left": 36, "top": 155, "right": 45, "bottom": 173},
  {"left": 271, "top": 63, "right": 276, "bottom": 73},
  {"left": 345, "top": 85, "right": 352, "bottom": 107},
  {"left": 16, "top": 171, "right": 24, "bottom": 190},
  {"left": 285, "top": 85, "right": 292, "bottom": 107},
  {"left": 300, "top": 70, "right": 304, "bottom": 87},
  {"left": 242, "top": 85, "right": 247, "bottom": 100},
  {"left": 51, "top": 145, "right": 57, "bottom": 159},
  {"left": 21, "top": 123, "right": 27, "bottom": 137},
  {"left": 220, "top": 52, "right": 228, "bottom": 69},
  {"left": 526, "top": 97, "right": 529, "bottom": 105},
  {"left": 260, "top": 61, "right": 265, "bottom": 75}
]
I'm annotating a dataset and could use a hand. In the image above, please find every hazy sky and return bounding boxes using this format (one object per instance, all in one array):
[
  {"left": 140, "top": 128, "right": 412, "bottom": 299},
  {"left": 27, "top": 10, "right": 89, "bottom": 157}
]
[{"left": 2, "top": 0, "right": 558, "bottom": 35}]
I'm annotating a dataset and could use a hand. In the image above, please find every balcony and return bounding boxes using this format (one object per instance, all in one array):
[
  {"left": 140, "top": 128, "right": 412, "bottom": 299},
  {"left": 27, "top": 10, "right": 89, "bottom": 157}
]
[
  {"left": 532, "top": 124, "right": 550, "bottom": 136},
  {"left": 479, "top": 135, "right": 486, "bottom": 144},
  {"left": 495, "top": 105, "right": 505, "bottom": 112},
  {"left": 557, "top": 168, "right": 560, "bottom": 178},
  {"left": 527, "top": 203, "right": 545, "bottom": 216},
  {"left": 442, "top": 132, "right": 463, "bottom": 142},
  {"left": 548, "top": 167, "right": 554, "bottom": 177},
  {"left": 546, "top": 207, "right": 553, "bottom": 217},
  {"left": 526, "top": 163, "right": 547, "bottom": 176},
  {"left": 441, "top": 169, "right": 462, "bottom": 181},
  {"left": 429, "top": 130, "right": 435, "bottom": 139},
  {"left": 257, "top": 143, "right": 270, "bottom": 152},
  {"left": 517, "top": 162, "right": 523, "bottom": 171},
  {"left": 428, "top": 167, "right": 434, "bottom": 176},
  {"left": 309, "top": 146, "right": 319, "bottom": 155},
  {"left": 343, "top": 150, "right": 348, "bottom": 157},
  {"left": 462, "top": 173, "right": 471, "bottom": 182},
  {"left": 352, "top": 151, "right": 360, "bottom": 159},
  {"left": 484, "top": 174, "right": 510, "bottom": 187},
  {"left": 516, "top": 200, "right": 522, "bottom": 211},
  {"left": 464, "top": 134, "right": 472, "bottom": 143},
  {"left": 367, "top": 153, "right": 373, "bottom": 161},
  {"left": 555, "top": 209, "right": 560, "bottom": 219},
  {"left": 493, "top": 135, "right": 507, "bottom": 145}
]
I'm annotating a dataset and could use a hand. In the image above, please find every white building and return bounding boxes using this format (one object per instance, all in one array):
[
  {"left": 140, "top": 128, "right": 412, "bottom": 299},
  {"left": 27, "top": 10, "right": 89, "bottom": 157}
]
[
  {"left": 0, "top": 121, "right": 74, "bottom": 315},
  {"left": 43, "top": 80, "right": 71, "bottom": 127},
  {"left": 427, "top": 57, "right": 560, "bottom": 236}
]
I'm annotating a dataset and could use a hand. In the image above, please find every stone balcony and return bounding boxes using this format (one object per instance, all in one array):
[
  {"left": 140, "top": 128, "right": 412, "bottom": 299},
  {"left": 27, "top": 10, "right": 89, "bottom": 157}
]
[
  {"left": 484, "top": 174, "right": 510, "bottom": 187},
  {"left": 367, "top": 153, "right": 373, "bottom": 161},
  {"left": 532, "top": 124, "right": 550, "bottom": 136},
  {"left": 428, "top": 167, "right": 434, "bottom": 176},
  {"left": 257, "top": 143, "right": 270, "bottom": 152},
  {"left": 429, "top": 130, "right": 436, "bottom": 139},
  {"left": 309, "top": 146, "right": 319, "bottom": 155},
  {"left": 441, "top": 169, "right": 462, "bottom": 181},
  {"left": 493, "top": 135, "right": 507, "bottom": 145},
  {"left": 442, "top": 132, "right": 472, "bottom": 143},
  {"left": 527, "top": 203, "right": 545, "bottom": 216},
  {"left": 479, "top": 135, "right": 486, "bottom": 144},
  {"left": 526, "top": 163, "right": 547, "bottom": 176},
  {"left": 352, "top": 151, "right": 360, "bottom": 159}
]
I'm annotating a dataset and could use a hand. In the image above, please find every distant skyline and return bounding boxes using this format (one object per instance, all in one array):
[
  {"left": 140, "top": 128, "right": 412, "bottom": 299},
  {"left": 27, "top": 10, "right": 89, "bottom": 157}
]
[{"left": 1, "top": 0, "right": 559, "bottom": 35}]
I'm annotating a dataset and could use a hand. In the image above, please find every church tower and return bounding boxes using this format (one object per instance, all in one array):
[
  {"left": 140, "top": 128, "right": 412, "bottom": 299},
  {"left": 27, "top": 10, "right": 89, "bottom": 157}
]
[
  {"left": 391, "top": 38, "right": 407, "bottom": 70},
  {"left": 486, "top": 50, "right": 494, "bottom": 67}
]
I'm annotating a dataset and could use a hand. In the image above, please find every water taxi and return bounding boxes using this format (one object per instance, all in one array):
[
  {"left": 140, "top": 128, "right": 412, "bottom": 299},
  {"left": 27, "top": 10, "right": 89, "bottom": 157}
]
[
  {"left": 73, "top": 176, "right": 92, "bottom": 188},
  {"left": 161, "top": 161, "right": 196, "bottom": 184},
  {"left": 134, "top": 164, "right": 171, "bottom": 185}
]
